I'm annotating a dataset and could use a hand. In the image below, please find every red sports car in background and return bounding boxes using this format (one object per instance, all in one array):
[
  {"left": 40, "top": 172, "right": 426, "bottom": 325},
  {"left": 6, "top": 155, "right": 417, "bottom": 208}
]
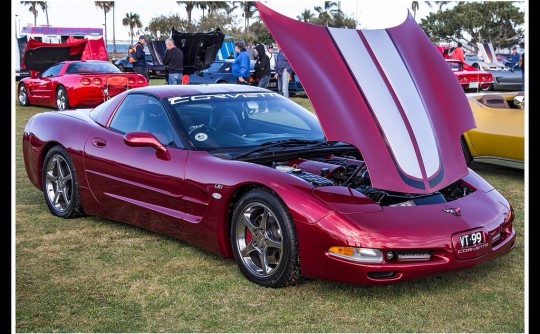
[
  {"left": 18, "top": 39, "right": 147, "bottom": 110},
  {"left": 446, "top": 59, "right": 493, "bottom": 92},
  {"left": 21, "top": 4, "right": 516, "bottom": 288}
]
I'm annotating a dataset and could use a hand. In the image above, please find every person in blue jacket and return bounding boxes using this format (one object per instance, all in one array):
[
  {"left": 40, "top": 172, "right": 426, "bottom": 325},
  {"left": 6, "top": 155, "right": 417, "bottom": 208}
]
[
  {"left": 232, "top": 41, "right": 251, "bottom": 84},
  {"left": 509, "top": 46, "right": 520, "bottom": 72},
  {"left": 132, "top": 35, "right": 149, "bottom": 81}
]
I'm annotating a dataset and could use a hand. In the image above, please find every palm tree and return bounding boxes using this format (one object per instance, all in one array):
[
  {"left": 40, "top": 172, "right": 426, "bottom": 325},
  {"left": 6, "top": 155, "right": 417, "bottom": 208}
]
[
  {"left": 234, "top": 1, "right": 257, "bottom": 33},
  {"left": 433, "top": 1, "right": 451, "bottom": 10},
  {"left": 177, "top": 1, "right": 194, "bottom": 24},
  {"left": 297, "top": 9, "right": 315, "bottom": 22},
  {"left": 411, "top": 1, "right": 433, "bottom": 19},
  {"left": 314, "top": 1, "right": 339, "bottom": 27},
  {"left": 122, "top": 12, "right": 142, "bottom": 45},
  {"left": 95, "top": 2, "right": 114, "bottom": 46},
  {"left": 206, "top": 1, "right": 231, "bottom": 17},
  {"left": 20, "top": 1, "right": 48, "bottom": 27},
  {"left": 196, "top": 1, "right": 208, "bottom": 18}
]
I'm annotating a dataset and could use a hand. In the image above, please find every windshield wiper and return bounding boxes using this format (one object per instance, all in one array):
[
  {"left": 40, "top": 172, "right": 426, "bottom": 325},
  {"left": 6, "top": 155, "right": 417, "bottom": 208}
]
[{"left": 232, "top": 139, "right": 326, "bottom": 160}]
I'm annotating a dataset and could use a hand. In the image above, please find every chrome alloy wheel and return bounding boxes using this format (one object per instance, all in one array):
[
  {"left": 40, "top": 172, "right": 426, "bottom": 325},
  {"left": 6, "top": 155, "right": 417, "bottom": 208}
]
[
  {"left": 234, "top": 202, "right": 284, "bottom": 278},
  {"left": 44, "top": 153, "right": 74, "bottom": 213}
]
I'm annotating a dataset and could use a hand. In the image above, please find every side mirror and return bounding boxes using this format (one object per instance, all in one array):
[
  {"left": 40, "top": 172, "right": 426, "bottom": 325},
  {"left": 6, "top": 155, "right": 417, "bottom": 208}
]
[{"left": 123, "top": 131, "right": 170, "bottom": 160}]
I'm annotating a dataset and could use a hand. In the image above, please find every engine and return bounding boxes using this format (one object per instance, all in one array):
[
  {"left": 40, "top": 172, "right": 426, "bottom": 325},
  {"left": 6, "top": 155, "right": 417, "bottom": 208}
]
[{"left": 272, "top": 155, "right": 474, "bottom": 206}]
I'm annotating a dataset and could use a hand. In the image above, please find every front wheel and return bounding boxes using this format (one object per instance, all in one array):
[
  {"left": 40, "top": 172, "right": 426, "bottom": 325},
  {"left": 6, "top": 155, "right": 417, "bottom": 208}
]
[
  {"left": 56, "top": 86, "right": 70, "bottom": 110},
  {"left": 230, "top": 188, "right": 300, "bottom": 288},
  {"left": 42, "top": 145, "right": 85, "bottom": 218}
]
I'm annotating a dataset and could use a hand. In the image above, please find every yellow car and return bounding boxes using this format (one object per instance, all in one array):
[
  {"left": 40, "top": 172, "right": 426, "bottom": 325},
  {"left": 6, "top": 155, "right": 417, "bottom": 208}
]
[{"left": 462, "top": 92, "right": 525, "bottom": 169}]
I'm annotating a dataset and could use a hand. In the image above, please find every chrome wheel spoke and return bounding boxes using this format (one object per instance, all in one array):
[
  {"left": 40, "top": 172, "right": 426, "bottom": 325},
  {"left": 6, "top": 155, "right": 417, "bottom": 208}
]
[{"left": 240, "top": 241, "right": 256, "bottom": 257}]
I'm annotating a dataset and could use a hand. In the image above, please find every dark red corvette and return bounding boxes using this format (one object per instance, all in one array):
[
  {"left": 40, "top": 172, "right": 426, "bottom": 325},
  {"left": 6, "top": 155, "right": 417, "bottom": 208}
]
[
  {"left": 18, "top": 39, "right": 147, "bottom": 110},
  {"left": 21, "top": 4, "right": 515, "bottom": 288}
]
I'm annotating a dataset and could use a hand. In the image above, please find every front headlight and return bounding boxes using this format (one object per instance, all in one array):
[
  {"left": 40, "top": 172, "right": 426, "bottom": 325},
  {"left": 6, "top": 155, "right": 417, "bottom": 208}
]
[{"left": 328, "top": 247, "right": 383, "bottom": 263}]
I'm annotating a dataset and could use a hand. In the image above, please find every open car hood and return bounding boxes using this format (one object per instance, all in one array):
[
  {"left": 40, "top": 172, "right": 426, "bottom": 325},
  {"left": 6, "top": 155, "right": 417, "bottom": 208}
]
[
  {"left": 257, "top": 3, "right": 475, "bottom": 194},
  {"left": 148, "top": 28, "right": 225, "bottom": 75},
  {"left": 22, "top": 38, "right": 87, "bottom": 72},
  {"left": 477, "top": 42, "right": 506, "bottom": 69}
]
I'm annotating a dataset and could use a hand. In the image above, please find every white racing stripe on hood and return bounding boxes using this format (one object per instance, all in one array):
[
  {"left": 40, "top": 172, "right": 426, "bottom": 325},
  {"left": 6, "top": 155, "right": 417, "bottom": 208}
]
[{"left": 329, "top": 27, "right": 440, "bottom": 179}]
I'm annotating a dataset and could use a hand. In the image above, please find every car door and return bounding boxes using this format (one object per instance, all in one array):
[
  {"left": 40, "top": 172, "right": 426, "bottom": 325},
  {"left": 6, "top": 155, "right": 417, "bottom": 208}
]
[
  {"left": 83, "top": 94, "right": 189, "bottom": 234},
  {"left": 27, "top": 63, "right": 64, "bottom": 104}
]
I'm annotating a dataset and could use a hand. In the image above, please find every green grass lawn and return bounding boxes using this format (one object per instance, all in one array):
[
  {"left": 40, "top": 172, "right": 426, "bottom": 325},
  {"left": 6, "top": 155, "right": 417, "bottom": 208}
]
[{"left": 14, "top": 81, "right": 526, "bottom": 333}]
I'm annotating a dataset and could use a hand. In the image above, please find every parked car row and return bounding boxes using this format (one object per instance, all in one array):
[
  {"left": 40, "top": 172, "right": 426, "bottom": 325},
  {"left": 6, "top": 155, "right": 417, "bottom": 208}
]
[
  {"left": 458, "top": 54, "right": 523, "bottom": 91},
  {"left": 188, "top": 59, "right": 304, "bottom": 96}
]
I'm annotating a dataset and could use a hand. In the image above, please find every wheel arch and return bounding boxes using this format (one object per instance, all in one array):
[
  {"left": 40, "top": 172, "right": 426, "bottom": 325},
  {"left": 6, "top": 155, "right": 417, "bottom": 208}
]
[{"left": 34, "top": 141, "right": 69, "bottom": 191}]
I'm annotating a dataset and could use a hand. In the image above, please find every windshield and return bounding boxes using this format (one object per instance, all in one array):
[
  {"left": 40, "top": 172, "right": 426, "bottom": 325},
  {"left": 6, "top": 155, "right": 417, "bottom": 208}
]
[{"left": 166, "top": 91, "right": 325, "bottom": 151}]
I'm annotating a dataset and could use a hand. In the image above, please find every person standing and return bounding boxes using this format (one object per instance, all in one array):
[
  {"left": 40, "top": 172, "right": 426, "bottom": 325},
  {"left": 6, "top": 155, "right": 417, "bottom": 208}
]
[
  {"left": 518, "top": 52, "right": 524, "bottom": 91},
  {"left": 132, "top": 35, "right": 149, "bottom": 81},
  {"left": 254, "top": 44, "right": 271, "bottom": 88},
  {"left": 266, "top": 44, "right": 276, "bottom": 70},
  {"left": 274, "top": 43, "right": 292, "bottom": 97},
  {"left": 163, "top": 37, "right": 184, "bottom": 85},
  {"left": 509, "top": 46, "right": 520, "bottom": 71},
  {"left": 232, "top": 41, "right": 251, "bottom": 84},
  {"left": 451, "top": 42, "right": 465, "bottom": 63}
]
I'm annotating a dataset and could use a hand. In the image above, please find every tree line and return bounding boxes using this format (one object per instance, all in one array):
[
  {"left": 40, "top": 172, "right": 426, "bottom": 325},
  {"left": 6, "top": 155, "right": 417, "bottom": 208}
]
[{"left": 20, "top": 1, "right": 525, "bottom": 53}]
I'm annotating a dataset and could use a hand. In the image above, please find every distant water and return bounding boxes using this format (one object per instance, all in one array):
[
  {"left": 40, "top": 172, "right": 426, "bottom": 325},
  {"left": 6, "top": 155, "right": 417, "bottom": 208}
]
[{"left": 107, "top": 43, "right": 131, "bottom": 54}]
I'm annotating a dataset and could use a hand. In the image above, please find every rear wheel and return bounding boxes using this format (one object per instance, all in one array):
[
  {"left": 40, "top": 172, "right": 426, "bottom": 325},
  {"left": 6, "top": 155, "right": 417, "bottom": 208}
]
[
  {"left": 118, "top": 64, "right": 124, "bottom": 72},
  {"left": 18, "top": 83, "right": 31, "bottom": 106},
  {"left": 42, "top": 145, "right": 85, "bottom": 218},
  {"left": 230, "top": 188, "right": 300, "bottom": 288},
  {"left": 56, "top": 86, "right": 70, "bottom": 110}
]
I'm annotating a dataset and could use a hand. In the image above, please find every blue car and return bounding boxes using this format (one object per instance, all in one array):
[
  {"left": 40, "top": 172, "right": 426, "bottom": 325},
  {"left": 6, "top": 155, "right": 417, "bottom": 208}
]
[{"left": 189, "top": 59, "right": 304, "bottom": 95}]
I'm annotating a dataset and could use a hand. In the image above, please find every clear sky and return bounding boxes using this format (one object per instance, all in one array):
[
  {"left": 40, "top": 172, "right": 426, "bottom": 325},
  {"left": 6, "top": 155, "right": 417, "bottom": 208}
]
[{"left": 12, "top": 0, "right": 437, "bottom": 41}]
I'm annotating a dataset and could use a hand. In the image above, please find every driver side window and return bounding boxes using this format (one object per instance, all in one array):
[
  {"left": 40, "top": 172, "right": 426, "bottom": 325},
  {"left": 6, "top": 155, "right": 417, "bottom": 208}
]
[{"left": 109, "top": 95, "right": 177, "bottom": 146}]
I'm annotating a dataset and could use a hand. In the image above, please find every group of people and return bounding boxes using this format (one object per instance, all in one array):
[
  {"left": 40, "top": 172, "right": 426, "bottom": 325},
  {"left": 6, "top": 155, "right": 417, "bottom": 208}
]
[
  {"left": 130, "top": 35, "right": 185, "bottom": 85},
  {"left": 131, "top": 36, "right": 295, "bottom": 96},
  {"left": 231, "top": 41, "right": 293, "bottom": 97}
]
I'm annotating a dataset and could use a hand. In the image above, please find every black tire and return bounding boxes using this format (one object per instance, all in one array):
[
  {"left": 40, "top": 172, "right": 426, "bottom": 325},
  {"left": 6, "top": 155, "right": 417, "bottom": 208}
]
[
  {"left": 230, "top": 188, "right": 300, "bottom": 288},
  {"left": 118, "top": 64, "right": 124, "bottom": 72},
  {"left": 42, "top": 145, "right": 85, "bottom": 218},
  {"left": 18, "top": 83, "right": 31, "bottom": 106},
  {"left": 56, "top": 86, "right": 70, "bottom": 111},
  {"left": 461, "top": 137, "right": 473, "bottom": 167},
  {"left": 481, "top": 83, "right": 493, "bottom": 91}
]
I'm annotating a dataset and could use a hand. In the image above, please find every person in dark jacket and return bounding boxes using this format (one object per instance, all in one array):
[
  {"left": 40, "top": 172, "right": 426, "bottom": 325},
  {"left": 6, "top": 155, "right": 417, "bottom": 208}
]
[
  {"left": 254, "top": 44, "right": 271, "bottom": 88},
  {"left": 232, "top": 41, "right": 251, "bottom": 84},
  {"left": 163, "top": 37, "right": 184, "bottom": 85},
  {"left": 132, "top": 35, "right": 149, "bottom": 81}
]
